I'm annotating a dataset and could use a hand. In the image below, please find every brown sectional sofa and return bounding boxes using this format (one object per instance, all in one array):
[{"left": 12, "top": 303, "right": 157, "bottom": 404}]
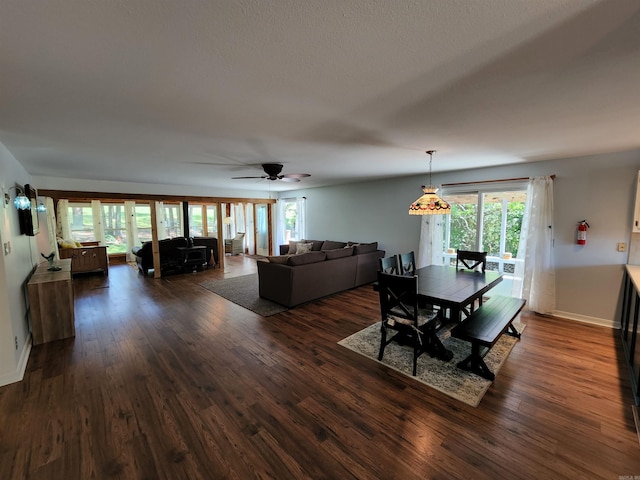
[{"left": 257, "top": 239, "right": 385, "bottom": 307}]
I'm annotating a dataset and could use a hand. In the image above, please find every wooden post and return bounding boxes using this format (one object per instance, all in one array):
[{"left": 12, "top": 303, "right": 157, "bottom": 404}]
[
  {"left": 150, "top": 201, "right": 161, "bottom": 279},
  {"left": 216, "top": 203, "right": 224, "bottom": 271}
]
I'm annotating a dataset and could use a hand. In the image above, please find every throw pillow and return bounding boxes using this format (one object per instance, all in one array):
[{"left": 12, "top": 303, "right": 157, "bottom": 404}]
[
  {"left": 301, "top": 239, "right": 324, "bottom": 251},
  {"left": 295, "top": 243, "right": 313, "bottom": 255}
]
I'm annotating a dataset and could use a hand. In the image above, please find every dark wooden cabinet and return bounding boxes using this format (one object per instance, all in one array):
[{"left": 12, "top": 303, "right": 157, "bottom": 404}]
[{"left": 621, "top": 266, "right": 640, "bottom": 405}]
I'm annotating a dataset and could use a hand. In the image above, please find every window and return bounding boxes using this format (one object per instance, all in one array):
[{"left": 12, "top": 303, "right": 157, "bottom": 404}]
[
  {"left": 280, "top": 198, "right": 305, "bottom": 242},
  {"left": 189, "top": 204, "right": 204, "bottom": 237},
  {"left": 162, "top": 204, "right": 182, "bottom": 238},
  {"left": 206, "top": 205, "right": 218, "bottom": 237},
  {"left": 67, "top": 203, "right": 96, "bottom": 243},
  {"left": 133, "top": 204, "right": 152, "bottom": 245},
  {"left": 102, "top": 203, "right": 128, "bottom": 254},
  {"left": 442, "top": 185, "right": 527, "bottom": 295}
]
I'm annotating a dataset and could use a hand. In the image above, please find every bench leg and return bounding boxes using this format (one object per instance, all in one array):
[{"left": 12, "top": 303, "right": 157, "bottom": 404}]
[
  {"left": 506, "top": 322, "right": 521, "bottom": 339},
  {"left": 457, "top": 343, "right": 495, "bottom": 381}
]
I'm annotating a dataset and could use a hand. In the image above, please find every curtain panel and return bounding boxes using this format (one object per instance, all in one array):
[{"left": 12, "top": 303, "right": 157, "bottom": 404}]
[{"left": 516, "top": 176, "right": 556, "bottom": 314}]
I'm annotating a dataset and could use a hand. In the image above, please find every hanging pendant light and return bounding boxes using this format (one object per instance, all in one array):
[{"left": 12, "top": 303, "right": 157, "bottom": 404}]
[{"left": 408, "top": 150, "right": 451, "bottom": 215}]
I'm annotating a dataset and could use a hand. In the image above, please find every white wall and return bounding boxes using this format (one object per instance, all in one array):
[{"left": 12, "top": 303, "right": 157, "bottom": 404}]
[
  {"left": 283, "top": 149, "right": 640, "bottom": 327},
  {"left": 0, "top": 142, "right": 37, "bottom": 386}
]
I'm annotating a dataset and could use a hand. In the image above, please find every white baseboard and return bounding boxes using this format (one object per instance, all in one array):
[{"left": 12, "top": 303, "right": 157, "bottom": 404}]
[
  {"left": 0, "top": 335, "right": 32, "bottom": 387},
  {"left": 552, "top": 310, "right": 617, "bottom": 329}
]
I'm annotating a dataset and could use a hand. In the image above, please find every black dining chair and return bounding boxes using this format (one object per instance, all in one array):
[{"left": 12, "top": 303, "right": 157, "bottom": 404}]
[
  {"left": 379, "top": 255, "right": 400, "bottom": 275},
  {"left": 456, "top": 250, "right": 487, "bottom": 273},
  {"left": 377, "top": 271, "right": 442, "bottom": 376},
  {"left": 398, "top": 251, "right": 416, "bottom": 276}
]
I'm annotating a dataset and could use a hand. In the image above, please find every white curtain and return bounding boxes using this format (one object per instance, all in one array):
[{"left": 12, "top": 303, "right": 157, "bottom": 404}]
[
  {"left": 296, "top": 197, "right": 307, "bottom": 240},
  {"left": 234, "top": 202, "right": 245, "bottom": 236},
  {"left": 56, "top": 199, "right": 70, "bottom": 240},
  {"left": 275, "top": 199, "right": 287, "bottom": 248},
  {"left": 125, "top": 201, "right": 138, "bottom": 262},
  {"left": 45, "top": 197, "right": 59, "bottom": 259},
  {"left": 417, "top": 215, "right": 445, "bottom": 268},
  {"left": 245, "top": 203, "right": 255, "bottom": 254},
  {"left": 515, "top": 176, "right": 555, "bottom": 314},
  {"left": 91, "top": 200, "right": 105, "bottom": 246}
]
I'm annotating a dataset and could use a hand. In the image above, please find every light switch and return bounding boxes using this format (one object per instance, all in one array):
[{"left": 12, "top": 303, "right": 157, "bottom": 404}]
[
  {"left": 3, "top": 242, "right": 9, "bottom": 255},
  {"left": 617, "top": 242, "right": 627, "bottom": 252}
]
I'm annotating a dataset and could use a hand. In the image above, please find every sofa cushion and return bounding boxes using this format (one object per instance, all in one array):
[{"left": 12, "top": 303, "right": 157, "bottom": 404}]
[
  {"left": 325, "top": 247, "right": 354, "bottom": 260},
  {"left": 354, "top": 242, "right": 378, "bottom": 255},
  {"left": 287, "top": 251, "right": 327, "bottom": 266},
  {"left": 321, "top": 240, "right": 347, "bottom": 250},
  {"left": 295, "top": 242, "right": 313, "bottom": 255},
  {"left": 266, "top": 255, "right": 291, "bottom": 264},
  {"left": 301, "top": 239, "right": 324, "bottom": 251}
]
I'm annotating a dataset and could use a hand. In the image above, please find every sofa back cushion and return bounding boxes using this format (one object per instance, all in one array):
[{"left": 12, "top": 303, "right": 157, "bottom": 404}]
[
  {"left": 325, "top": 247, "right": 354, "bottom": 260},
  {"left": 321, "top": 240, "right": 347, "bottom": 250},
  {"left": 353, "top": 242, "right": 378, "bottom": 255},
  {"left": 302, "top": 239, "right": 324, "bottom": 251},
  {"left": 287, "top": 251, "right": 327, "bottom": 266},
  {"left": 266, "top": 255, "right": 291, "bottom": 264}
]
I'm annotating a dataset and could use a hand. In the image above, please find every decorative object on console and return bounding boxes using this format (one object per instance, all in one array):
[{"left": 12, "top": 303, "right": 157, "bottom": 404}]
[
  {"left": 408, "top": 150, "right": 451, "bottom": 215},
  {"left": 41, "top": 252, "right": 61, "bottom": 271}
]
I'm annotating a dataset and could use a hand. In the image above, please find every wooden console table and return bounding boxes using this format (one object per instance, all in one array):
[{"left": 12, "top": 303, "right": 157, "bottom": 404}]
[
  {"left": 27, "top": 259, "right": 75, "bottom": 345},
  {"left": 59, "top": 245, "right": 108, "bottom": 275}
]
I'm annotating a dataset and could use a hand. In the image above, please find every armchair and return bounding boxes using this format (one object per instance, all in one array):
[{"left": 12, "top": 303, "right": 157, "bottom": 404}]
[{"left": 225, "top": 232, "right": 245, "bottom": 255}]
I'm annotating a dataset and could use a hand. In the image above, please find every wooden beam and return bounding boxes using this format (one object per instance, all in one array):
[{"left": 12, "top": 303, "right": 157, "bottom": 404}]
[{"left": 38, "top": 189, "right": 276, "bottom": 205}]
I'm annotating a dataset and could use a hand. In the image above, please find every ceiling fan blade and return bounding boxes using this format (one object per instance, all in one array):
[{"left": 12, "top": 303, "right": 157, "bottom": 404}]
[
  {"left": 282, "top": 173, "right": 311, "bottom": 179},
  {"left": 279, "top": 177, "right": 301, "bottom": 183},
  {"left": 231, "top": 175, "right": 267, "bottom": 179}
]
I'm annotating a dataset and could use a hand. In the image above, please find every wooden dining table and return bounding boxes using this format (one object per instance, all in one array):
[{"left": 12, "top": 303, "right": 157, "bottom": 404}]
[
  {"left": 415, "top": 265, "right": 503, "bottom": 322},
  {"left": 373, "top": 265, "right": 504, "bottom": 362}
]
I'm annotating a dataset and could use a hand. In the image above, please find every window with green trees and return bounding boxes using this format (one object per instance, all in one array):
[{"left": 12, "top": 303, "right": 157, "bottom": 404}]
[{"left": 443, "top": 188, "right": 526, "bottom": 273}]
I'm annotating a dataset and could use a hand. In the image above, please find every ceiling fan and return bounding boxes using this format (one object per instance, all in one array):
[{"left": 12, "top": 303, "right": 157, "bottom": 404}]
[{"left": 232, "top": 163, "right": 311, "bottom": 183}]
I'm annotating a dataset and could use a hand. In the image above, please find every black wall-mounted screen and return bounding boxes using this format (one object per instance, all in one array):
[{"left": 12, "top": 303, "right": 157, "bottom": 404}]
[{"left": 18, "top": 184, "right": 39, "bottom": 236}]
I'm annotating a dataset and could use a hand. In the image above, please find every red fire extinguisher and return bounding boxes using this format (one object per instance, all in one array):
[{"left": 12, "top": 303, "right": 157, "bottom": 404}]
[{"left": 577, "top": 220, "right": 589, "bottom": 245}]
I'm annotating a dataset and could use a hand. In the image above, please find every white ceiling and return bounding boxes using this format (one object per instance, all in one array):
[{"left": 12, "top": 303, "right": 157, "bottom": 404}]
[{"left": 2, "top": 0, "right": 639, "bottom": 192}]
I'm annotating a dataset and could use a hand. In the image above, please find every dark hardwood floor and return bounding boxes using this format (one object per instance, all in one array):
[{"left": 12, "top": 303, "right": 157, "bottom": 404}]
[{"left": 1, "top": 257, "right": 639, "bottom": 479}]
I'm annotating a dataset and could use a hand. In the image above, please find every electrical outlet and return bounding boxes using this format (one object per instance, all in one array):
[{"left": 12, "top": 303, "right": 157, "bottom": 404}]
[{"left": 617, "top": 242, "right": 627, "bottom": 252}]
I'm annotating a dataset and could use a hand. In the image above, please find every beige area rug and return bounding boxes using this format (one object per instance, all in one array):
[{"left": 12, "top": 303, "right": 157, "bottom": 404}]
[{"left": 338, "top": 320, "right": 525, "bottom": 407}]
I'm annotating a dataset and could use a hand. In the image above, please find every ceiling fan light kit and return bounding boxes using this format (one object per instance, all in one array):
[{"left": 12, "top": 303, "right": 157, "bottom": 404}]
[
  {"left": 232, "top": 163, "right": 310, "bottom": 183},
  {"left": 408, "top": 150, "right": 451, "bottom": 215}
]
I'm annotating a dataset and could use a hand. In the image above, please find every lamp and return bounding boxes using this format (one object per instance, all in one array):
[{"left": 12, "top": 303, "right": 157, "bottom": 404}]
[
  {"left": 4, "top": 186, "right": 30, "bottom": 210},
  {"left": 408, "top": 150, "right": 451, "bottom": 215}
]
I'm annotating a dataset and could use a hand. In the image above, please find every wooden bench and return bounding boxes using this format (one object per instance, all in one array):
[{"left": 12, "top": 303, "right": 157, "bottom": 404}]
[{"left": 450, "top": 295, "right": 526, "bottom": 381}]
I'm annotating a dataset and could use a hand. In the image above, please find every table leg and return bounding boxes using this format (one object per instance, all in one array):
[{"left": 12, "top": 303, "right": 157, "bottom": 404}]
[{"left": 421, "top": 320, "right": 453, "bottom": 362}]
